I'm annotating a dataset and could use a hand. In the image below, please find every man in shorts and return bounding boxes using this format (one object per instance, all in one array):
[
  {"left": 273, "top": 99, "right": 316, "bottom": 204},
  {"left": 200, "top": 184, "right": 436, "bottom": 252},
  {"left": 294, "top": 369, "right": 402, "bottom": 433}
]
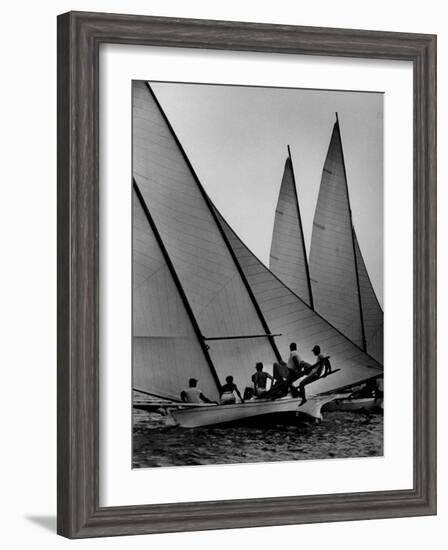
[
  {"left": 220, "top": 375, "right": 244, "bottom": 405},
  {"left": 251, "top": 362, "right": 273, "bottom": 397}
]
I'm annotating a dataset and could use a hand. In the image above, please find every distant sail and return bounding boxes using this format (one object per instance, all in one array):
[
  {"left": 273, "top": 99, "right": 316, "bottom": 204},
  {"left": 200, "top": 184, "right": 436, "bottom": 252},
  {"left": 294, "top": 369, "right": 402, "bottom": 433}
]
[
  {"left": 133, "top": 81, "right": 279, "bottom": 392},
  {"left": 133, "top": 189, "right": 219, "bottom": 402},
  {"left": 270, "top": 151, "right": 313, "bottom": 307},
  {"left": 309, "top": 118, "right": 383, "bottom": 361},
  {"left": 309, "top": 119, "right": 366, "bottom": 350},
  {"left": 354, "top": 234, "right": 384, "bottom": 363},
  {"left": 215, "top": 208, "right": 382, "bottom": 395}
]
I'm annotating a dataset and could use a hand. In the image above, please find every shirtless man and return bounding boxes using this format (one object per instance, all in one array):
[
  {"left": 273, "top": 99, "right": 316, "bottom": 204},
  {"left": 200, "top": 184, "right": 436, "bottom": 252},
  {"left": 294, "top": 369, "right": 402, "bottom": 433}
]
[
  {"left": 220, "top": 376, "right": 244, "bottom": 405},
  {"left": 287, "top": 343, "right": 311, "bottom": 396},
  {"left": 251, "top": 362, "right": 273, "bottom": 397},
  {"left": 297, "top": 345, "right": 328, "bottom": 405},
  {"left": 312, "top": 345, "right": 332, "bottom": 376}
]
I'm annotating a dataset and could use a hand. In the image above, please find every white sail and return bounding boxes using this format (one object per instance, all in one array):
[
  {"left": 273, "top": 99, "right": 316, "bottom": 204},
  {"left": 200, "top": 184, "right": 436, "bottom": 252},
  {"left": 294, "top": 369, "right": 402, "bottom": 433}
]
[
  {"left": 133, "top": 81, "right": 278, "bottom": 393},
  {"left": 309, "top": 119, "right": 365, "bottom": 349},
  {"left": 309, "top": 118, "right": 383, "bottom": 361},
  {"left": 215, "top": 208, "right": 382, "bottom": 395},
  {"left": 354, "top": 234, "right": 384, "bottom": 363},
  {"left": 270, "top": 153, "right": 313, "bottom": 307},
  {"left": 133, "top": 189, "right": 219, "bottom": 401}
]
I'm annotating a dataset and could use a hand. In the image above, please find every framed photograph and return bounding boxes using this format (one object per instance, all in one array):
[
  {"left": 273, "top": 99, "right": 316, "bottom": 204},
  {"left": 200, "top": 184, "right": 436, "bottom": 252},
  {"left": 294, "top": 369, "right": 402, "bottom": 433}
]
[{"left": 57, "top": 11, "right": 436, "bottom": 538}]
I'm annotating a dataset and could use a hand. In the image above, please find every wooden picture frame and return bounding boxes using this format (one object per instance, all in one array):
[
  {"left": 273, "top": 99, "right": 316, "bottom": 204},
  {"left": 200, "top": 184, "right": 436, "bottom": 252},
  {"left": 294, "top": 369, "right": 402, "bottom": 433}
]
[{"left": 57, "top": 11, "right": 437, "bottom": 538}]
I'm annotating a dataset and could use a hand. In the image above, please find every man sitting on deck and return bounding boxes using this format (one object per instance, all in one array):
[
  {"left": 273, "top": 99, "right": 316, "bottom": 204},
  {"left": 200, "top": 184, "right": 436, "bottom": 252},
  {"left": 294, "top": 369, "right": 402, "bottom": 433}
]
[
  {"left": 273, "top": 360, "right": 289, "bottom": 385},
  {"left": 266, "top": 348, "right": 306, "bottom": 400},
  {"left": 180, "top": 378, "right": 216, "bottom": 404},
  {"left": 251, "top": 362, "right": 273, "bottom": 397},
  {"left": 263, "top": 360, "right": 290, "bottom": 399},
  {"left": 286, "top": 342, "right": 310, "bottom": 397},
  {"left": 220, "top": 376, "right": 244, "bottom": 405},
  {"left": 287, "top": 342, "right": 307, "bottom": 380}
]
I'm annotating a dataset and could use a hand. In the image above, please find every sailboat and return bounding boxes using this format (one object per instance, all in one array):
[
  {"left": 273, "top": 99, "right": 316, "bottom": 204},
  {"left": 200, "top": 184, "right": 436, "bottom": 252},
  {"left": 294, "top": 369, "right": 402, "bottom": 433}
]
[
  {"left": 133, "top": 81, "right": 383, "bottom": 427},
  {"left": 270, "top": 116, "right": 383, "bottom": 365},
  {"left": 214, "top": 208, "right": 382, "bottom": 395}
]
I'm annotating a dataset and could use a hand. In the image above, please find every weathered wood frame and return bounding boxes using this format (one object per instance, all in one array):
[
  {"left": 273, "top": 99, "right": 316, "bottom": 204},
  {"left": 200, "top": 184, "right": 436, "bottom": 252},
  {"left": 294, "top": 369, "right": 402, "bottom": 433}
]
[{"left": 57, "top": 11, "right": 437, "bottom": 538}]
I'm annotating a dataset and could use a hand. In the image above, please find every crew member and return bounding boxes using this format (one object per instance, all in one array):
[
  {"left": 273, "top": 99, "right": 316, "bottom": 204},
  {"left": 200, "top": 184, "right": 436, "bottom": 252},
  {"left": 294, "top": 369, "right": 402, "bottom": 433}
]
[
  {"left": 180, "top": 378, "right": 215, "bottom": 404},
  {"left": 286, "top": 342, "right": 310, "bottom": 396},
  {"left": 220, "top": 375, "right": 244, "bottom": 405},
  {"left": 272, "top": 360, "right": 289, "bottom": 385},
  {"left": 312, "top": 345, "right": 332, "bottom": 377},
  {"left": 251, "top": 362, "right": 273, "bottom": 397},
  {"left": 287, "top": 342, "right": 302, "bottom": 376},
  {"left": 297, "top": 345, "right": 329, "bottom": 405}
]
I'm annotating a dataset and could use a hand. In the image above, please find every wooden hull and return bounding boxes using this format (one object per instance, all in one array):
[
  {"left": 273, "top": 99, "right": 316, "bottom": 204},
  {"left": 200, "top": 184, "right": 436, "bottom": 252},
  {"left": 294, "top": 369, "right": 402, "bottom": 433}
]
[
  {"left": 323, "top": 397, "right": 383, "bottom": 412},
  {"left": 166, "top": 395, "right": 342, "bottom": 428}
]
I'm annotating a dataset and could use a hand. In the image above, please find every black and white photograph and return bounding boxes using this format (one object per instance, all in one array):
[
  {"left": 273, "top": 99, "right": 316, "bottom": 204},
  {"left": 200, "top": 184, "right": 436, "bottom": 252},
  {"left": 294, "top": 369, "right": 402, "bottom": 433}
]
[
  {"left": 132, "top": 80, "right": 384, "bottom": 468},
  {"left": 1, "top": 0, "right": 440, "bottom": 544},
  {"left": 56, "top": 8, "right": 436, "bottom": 535}
]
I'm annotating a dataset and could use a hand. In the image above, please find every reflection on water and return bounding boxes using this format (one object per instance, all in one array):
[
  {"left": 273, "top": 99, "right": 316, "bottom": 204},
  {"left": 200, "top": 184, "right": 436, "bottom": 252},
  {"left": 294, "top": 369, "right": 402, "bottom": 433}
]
[{"left": 132, "top": 408, "right": 383, "bottom": 468}]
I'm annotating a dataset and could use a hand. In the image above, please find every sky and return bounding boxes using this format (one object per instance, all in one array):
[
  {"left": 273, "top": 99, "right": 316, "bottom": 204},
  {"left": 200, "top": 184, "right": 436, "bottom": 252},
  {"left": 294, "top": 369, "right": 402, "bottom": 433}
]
[{"left": 150, "top": 81, "right": 383, "bottom": 306}]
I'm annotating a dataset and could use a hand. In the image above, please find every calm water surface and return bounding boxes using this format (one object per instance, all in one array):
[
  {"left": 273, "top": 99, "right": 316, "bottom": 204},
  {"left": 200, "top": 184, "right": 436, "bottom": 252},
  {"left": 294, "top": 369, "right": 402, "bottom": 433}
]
[{"left": 133, "top": 408, "right": 383, "bottom": 468}]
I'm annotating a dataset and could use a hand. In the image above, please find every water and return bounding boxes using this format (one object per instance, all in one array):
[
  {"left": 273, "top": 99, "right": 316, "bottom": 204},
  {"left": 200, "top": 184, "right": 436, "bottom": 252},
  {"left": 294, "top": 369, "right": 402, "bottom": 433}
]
[{"left": 132, "top": 408, "right": 383, "bottom": 468}]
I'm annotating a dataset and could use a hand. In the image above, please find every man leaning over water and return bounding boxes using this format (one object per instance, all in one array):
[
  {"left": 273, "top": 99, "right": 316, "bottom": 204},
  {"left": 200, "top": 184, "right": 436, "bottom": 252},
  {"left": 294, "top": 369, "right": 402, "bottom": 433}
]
[{"left": 297, "top": 345, "right": 330, "bottom": 406}]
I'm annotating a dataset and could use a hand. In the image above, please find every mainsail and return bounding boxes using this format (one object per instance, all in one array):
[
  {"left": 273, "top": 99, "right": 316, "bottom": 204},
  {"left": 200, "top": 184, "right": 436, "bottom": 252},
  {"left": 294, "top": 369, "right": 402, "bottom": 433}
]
[
  {"left": 133, "top": 81, "right": 279, "bottom": 393},
  {"left": 133, "top": 188, "right": 220, "bottom": 402},
  {"left": 215, "top": 208, "right": 383, "bottom": 395},
  {"left": 269, "top": 148, "right": 313, "bottom": 308},
  {"left": 309, "top": 117, "right": 383, "bottom": 363}
]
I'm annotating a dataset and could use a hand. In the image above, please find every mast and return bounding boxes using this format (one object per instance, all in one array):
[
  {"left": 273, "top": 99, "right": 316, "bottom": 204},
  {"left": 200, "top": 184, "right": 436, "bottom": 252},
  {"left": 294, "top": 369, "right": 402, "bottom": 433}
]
[{"left": 287, "top": 145, "right": 314, "bottom": 309}]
